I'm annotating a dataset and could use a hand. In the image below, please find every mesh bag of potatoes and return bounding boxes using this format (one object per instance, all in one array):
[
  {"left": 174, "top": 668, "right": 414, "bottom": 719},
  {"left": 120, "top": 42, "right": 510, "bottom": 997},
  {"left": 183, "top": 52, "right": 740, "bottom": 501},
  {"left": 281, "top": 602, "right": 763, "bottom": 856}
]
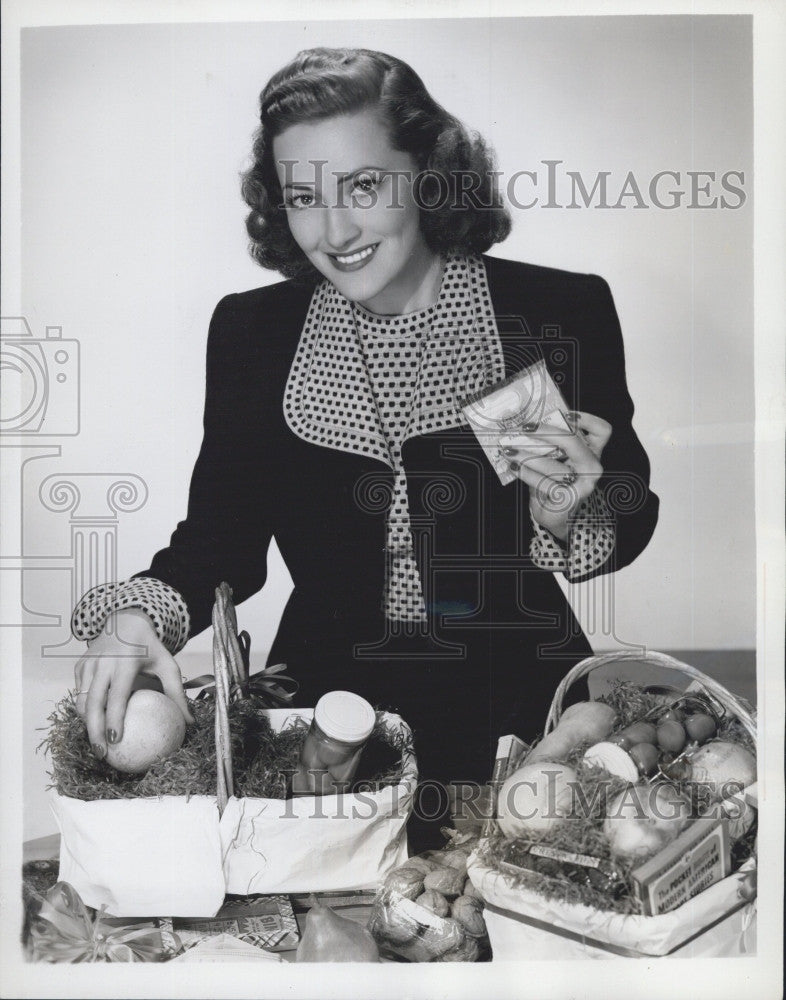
[{"left": 368, "top": 831, "right": 490, "bottom": 962}]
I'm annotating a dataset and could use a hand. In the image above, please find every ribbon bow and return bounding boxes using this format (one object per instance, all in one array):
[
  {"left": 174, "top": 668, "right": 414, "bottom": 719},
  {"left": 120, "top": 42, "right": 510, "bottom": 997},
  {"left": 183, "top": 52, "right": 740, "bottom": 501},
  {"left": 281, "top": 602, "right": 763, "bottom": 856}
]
[
  {"left": 185, "top": 659, "right": 299, "bottom": 708},
  {"left": 184, "top": 611, "right": 298, "bottom": 708},
  {"left": 29, "top": 882, "right": 177, "bottom": 963}
]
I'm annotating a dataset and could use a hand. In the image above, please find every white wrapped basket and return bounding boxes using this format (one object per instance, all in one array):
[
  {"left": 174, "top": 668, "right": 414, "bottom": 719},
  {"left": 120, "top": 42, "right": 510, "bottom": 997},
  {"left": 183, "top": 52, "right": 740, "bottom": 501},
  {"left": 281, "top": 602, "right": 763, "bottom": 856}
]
[
  {"left": 467, "top": 650, "right": 757, "bottom": 959},
  {"left": 50, "top": 586, "right": 417, "bottom": 917}
]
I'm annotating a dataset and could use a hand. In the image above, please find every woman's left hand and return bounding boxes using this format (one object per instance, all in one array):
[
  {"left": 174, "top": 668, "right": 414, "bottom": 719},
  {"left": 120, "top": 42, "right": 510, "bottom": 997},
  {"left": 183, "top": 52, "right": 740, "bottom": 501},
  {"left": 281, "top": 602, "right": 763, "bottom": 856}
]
[{"left": 498, "top": 411, "right": 612, "bottom": 541}]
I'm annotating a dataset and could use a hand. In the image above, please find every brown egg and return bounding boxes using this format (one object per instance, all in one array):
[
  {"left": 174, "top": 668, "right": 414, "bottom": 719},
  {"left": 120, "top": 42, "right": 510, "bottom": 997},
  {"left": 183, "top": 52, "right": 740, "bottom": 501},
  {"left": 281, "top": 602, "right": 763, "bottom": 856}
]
[
  {"left": 684, "top": 713, "right": 717, "bottom": 743},
  {"left": 621, "top": 721, "right": 658, "bottom": 746},
  {"left": 656, "top": 720, "right": 687, "bottom": 754},
  {"left": 628, "top": 742, "right": 659, "bottom": 776}
]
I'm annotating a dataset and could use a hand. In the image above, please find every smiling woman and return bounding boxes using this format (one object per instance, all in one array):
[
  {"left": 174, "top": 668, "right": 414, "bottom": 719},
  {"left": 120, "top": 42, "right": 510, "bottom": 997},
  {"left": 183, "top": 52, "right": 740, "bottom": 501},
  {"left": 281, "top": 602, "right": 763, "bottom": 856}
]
[
  {"left": 274, "top": 110, "right": 443, "bottom": 314},
  {"left": 69, "top": 46, "right": 658, "bottom": 851}
]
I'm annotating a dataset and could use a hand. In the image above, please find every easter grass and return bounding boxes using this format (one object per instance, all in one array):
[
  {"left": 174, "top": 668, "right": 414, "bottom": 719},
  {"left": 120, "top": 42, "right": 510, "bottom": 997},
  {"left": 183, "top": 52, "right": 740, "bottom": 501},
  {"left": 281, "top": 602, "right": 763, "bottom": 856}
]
[
  {"left": 475, "top": 759, "right": 643, "bottom": 914},
  {"left": 41, "top": 693, "right": 411, "bottom": 802}
]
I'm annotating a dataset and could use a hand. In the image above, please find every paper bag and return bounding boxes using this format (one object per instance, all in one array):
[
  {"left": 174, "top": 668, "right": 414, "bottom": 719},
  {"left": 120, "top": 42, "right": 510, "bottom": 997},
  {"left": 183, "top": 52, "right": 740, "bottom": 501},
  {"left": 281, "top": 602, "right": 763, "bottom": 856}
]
[
  {"left": 220, "top": 709, "right": 416, "bottom": 894},
  {"left": 50, "top": 794, "right": 226, "bottom": 917}
]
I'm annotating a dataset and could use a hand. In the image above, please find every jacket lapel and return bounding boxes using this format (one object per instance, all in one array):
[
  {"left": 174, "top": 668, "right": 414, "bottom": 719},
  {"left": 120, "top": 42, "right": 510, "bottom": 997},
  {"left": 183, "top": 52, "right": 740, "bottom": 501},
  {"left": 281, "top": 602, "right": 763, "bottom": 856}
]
[
  {"left": 283, "top": 280, "right": 392, "bottom": 468},
  {"left": 407, "top": 254, "right": 506, "bottom": 440}
]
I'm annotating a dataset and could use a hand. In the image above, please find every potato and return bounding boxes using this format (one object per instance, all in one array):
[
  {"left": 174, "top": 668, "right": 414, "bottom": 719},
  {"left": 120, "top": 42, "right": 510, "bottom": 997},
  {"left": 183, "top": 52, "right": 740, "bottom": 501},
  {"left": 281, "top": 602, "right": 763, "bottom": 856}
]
[
  {"left": 424, "top": 866, "right": 465, "bottom": 899},
  {"left": 402, "top": 855, "right": 441, "bottom": 876},
  {"left": 451, "top": 895, "right": 486, "bottom": 937},
  {"left": 463, "top": 877, "right": 482, "bottom": 900},
  {"left": 418, "top": 918, "right": 464, "bottom": 959},
  {"left": 384, "top": 866, "right": 424, "bottom": 900},
  {"left": 438, "top": 849, "right": 471, "bottom": 872},
  {"left": 376, "top": 910, "right": 418, "bottom": 945},
  {"left": 416, "top": 889, "right": 450, "bottom": 918},
  {"left": 440, "top": 935, "right": 482, "bottom": 962}
]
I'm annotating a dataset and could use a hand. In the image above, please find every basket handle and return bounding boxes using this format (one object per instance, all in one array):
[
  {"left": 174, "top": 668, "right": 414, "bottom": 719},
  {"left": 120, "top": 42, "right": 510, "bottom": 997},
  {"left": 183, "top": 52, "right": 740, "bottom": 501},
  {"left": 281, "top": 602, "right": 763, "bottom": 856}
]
[
  {"left": 543, "top": 650, "right": 756, "bottom": 742},
  {"left": 211, "top": 583, "right": 249, "bottom": 816}
]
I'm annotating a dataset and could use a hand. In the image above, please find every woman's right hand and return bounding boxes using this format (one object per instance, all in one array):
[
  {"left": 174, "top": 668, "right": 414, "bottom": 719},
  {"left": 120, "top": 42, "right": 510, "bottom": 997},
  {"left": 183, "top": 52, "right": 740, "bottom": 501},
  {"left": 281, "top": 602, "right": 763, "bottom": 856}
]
[{"left": 74, "top": 608, "right": 195, "bottom": 759}]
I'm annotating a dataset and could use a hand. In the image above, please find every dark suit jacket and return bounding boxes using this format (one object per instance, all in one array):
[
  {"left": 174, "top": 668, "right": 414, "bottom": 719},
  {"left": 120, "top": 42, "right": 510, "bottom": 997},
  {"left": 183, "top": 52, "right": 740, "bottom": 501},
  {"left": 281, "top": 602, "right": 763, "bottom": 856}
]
[{"left": 137, "top": 254, "right": 658, "bottom": 782}]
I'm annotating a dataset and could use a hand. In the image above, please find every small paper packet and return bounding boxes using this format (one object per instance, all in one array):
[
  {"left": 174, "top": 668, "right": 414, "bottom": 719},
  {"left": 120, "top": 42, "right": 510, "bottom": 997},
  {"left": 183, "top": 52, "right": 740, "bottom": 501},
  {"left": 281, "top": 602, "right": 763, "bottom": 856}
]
[
  {"left": 461, "top": 360, "right": 572, "bottom": 485},
  {"left": 159, "top": 894, "right": 299, "bottom": 955},
  {"left": 171, "top": 932, "right": 284, "bottom": 962}
]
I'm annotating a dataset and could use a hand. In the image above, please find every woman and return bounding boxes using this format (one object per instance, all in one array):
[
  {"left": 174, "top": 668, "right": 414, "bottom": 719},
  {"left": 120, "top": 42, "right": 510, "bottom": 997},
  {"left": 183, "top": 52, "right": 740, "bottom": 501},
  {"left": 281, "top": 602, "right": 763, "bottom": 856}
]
[{"left": 72, "top": 48, "right": 658, "bottom": 847}]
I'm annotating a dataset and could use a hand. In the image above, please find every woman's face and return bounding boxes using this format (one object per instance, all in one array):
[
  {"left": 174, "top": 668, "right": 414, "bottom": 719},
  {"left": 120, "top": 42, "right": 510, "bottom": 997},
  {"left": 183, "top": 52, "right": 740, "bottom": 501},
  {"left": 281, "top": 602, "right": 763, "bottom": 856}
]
[{"left": 274, "top": 108, "right": 439, "bottom": 314}]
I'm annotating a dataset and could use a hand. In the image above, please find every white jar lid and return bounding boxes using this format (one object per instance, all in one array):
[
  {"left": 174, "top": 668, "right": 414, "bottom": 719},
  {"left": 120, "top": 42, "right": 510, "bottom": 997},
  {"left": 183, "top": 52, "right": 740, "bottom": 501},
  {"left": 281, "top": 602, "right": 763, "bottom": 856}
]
[
  {"left": 583, "top": 741, "right": 639, "bottom": 783},
  {"left": 314, "top": 691, "right": 376, "bottom": 745}
]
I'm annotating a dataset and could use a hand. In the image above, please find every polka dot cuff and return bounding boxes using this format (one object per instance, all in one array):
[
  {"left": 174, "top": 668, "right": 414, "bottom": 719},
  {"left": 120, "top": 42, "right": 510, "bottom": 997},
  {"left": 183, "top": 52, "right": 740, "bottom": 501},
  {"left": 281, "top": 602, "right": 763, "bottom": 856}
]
[
  {"left": 530, "top": 488, "right": 616, "bottom": 582},
  {"left": 70, "top": 577, "right": 191, "bottom": 654}
]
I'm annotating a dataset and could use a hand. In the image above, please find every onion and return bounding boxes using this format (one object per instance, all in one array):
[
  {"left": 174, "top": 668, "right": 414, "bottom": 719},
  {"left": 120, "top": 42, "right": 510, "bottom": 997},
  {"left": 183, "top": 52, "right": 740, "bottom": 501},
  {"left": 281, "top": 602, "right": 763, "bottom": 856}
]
[
  {"left": 496, "top": 762, "right": 578, "bottom": 838},
  {"left": 689, "top": 741, "right": 756, "bottom": 793},
  {"left": 689, "top": 741, "right": 757, "bottom": 841},
  {"left": 603, "top": 783, "right": 691, "bottom": 860}
]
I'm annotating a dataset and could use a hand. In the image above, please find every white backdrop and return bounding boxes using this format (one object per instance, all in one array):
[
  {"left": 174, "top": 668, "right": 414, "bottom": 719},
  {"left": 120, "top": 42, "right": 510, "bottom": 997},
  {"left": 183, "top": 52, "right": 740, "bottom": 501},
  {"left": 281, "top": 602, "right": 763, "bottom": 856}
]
[{"left": 14, "top": 15, "right": 754, "bottom": 838}]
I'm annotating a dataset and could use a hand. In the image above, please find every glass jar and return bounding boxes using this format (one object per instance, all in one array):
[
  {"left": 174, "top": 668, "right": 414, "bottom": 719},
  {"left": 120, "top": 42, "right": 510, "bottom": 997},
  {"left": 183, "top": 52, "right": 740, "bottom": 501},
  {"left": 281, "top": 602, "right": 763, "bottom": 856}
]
[{"left": 291, "top": 691, "right": 376, "bottom": 796}]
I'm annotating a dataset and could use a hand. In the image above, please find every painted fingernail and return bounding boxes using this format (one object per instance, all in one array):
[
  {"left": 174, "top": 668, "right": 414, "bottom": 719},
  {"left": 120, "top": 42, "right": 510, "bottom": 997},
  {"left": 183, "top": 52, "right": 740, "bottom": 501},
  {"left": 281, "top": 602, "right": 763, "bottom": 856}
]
[
  {"left": 107, "top": 729, "right": 118, "bottom": 744},
  {"left": 522, "top": 421, "right": 539, "bottom": 432},
  {"left": 92, "top": 743, "right": 106, "bottom": 760},
  {"left": 508, "top": 461, "right": 520, "bottom": 472},
  {"left": 502, "top": 446, "right": 517, "bottom": 457}
]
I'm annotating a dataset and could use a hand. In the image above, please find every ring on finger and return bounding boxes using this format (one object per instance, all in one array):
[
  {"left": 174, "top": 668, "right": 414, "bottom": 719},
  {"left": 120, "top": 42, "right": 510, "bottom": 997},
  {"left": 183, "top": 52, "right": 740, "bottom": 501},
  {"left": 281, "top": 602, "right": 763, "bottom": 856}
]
[
  {"left": 560, "top": 470, "right": 578, "bottom": 486},
  {"left": 547, "top": 447, "right": 568, "bottom": 462}
]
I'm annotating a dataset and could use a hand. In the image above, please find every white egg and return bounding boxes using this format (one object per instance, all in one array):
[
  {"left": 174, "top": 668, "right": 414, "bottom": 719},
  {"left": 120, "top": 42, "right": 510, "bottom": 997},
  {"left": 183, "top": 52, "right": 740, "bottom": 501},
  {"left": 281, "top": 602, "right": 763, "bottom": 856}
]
[{"left": 104, "top": 690, "right": 186, "bottom": 773}]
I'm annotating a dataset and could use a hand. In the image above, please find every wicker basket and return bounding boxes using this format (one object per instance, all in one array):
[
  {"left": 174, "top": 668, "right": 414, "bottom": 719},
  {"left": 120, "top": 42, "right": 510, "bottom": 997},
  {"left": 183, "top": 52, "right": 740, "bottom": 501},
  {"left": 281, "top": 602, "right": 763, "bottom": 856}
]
[
  {"left": 544, "top": 649, "right": 756, "bottom": 741},
  {"left": 51, "top": 584, "right": 417, "bottom": 915},
  {"left": 468, "top": 650, "right": 757, "bottom": 959}
]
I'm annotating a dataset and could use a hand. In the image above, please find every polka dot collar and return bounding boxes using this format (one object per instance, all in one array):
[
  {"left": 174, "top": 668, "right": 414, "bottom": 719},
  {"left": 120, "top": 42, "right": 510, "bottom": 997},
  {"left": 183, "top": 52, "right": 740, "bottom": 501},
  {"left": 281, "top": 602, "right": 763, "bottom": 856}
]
[{"left": 283, "top": 254, "right": 506, "bottom": 467}]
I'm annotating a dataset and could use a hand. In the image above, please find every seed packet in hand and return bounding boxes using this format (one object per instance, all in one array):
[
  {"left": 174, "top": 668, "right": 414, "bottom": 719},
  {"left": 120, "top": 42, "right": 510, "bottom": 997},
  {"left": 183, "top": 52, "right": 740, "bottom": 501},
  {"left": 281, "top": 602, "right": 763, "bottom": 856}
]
[{"left": 461, "top": 360, "right": 572, "bottom": 485}]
